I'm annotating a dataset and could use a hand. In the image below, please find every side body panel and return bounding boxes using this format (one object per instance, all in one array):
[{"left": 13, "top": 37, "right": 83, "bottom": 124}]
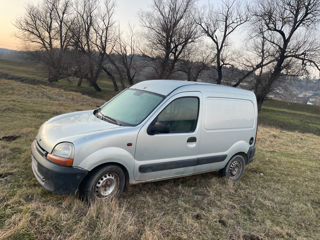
[{"left": 195, "top": 93, "right": 258, "bottom": 173}]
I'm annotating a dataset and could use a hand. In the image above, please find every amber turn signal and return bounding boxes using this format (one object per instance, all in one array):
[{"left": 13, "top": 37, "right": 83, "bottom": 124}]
[{"left": 47, "top": 154, "right": 73, "bottom": 166}]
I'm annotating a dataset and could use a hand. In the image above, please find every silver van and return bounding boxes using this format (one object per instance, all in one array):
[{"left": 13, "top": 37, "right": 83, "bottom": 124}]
[{"left": 31, "top": 80, "right": 257, "bottom": 200}]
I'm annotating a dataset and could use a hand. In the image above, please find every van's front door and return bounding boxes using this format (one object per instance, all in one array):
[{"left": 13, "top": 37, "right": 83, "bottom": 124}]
[{"left": 134, "top": 92, "right": 202, "bottom": 181}]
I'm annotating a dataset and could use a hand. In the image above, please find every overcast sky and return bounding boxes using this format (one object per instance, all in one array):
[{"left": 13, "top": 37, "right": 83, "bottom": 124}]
[
  {"left": 0, "top": 0, "right": 242, "bottom": 50},
  {"left": 0, "top": 0, "right": 157, "bottom": 50}
]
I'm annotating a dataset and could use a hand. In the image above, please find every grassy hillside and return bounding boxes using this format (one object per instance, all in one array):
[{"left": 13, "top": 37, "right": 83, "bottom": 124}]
[
  {"left": 0, "top": 77, "right": 319, "bottom": 239},
  {"left": 0, "top": 59, "right": 119, "bottom": 100}
]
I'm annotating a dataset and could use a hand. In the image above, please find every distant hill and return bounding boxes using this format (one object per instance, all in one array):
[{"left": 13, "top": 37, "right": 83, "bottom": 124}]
[
  {"left": 0, "top": 48, "right": 28, "bottom": 62},
  {"left": 0, "top": 49, "right": 319, "bottom": 105}
]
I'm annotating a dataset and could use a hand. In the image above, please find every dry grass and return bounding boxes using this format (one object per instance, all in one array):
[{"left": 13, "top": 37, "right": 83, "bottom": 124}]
[{"left": 0, "top": 78, "right": 320, "bottom": 239}]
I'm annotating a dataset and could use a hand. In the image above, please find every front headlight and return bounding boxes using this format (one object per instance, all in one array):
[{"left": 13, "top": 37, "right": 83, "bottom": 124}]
[{"left": 47, "top": 142, "right": 74, "bottom": 166}]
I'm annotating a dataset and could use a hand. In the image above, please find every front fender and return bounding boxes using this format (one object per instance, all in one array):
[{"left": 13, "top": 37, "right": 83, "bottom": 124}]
[{"left": 78, "top": 147, "right": 135, "bottom": 183}]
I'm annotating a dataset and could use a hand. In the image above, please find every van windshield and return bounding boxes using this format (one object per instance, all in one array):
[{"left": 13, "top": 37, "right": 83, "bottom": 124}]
[{"left": 97, "top": 89, "right": 164, "bottom": 126}]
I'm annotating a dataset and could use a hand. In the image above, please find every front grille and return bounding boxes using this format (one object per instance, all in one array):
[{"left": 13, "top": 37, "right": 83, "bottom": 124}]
[{"left": 36, "top": 141, "right": 48, "bottom": 157}]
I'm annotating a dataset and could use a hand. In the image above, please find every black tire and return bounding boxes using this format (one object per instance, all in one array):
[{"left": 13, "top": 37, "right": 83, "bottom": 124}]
[
  {"left": 79, "top": 165, "right": 125, "bottom": 202},
  {"left": 222, "top": 154, "right": 246, "bottom": 181}
]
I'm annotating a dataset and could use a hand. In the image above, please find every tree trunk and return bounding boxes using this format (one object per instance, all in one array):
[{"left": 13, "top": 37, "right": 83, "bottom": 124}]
[
  {"left": 254, "top": 74, "right": 278, "bottom": 112},
  {"left": 115, "top": 66, "right": 126, "bottom": 90},
  {"left": 159, "top": 57, "right": 172, "bottom": 79},
  {"left": 48, "top": 67, "right": 60, "bottom": 82},
  {"left": 254, "top": 52, "right": 285, "bottom": 111},
  {"left": 87, "top": 71, "right": 102, "bottom": 92},
  {"left": 216, "top": 51, "right": 223, "bottom": 84},
  {"left": 193, "top": 64, "right": 206, "bottom": 82},
  {"left": 126, "top": 68, "right": 135, "bottom": 86},
  {"left": 187, "top": 69, "right": 192, "bottom": 81},
  {"left": 102, "top": 66, "right": 119, "bottom": 92},
  {"left": 256, "top": 92, "right": 265, "bottom": 112},
  {"left": 216, "top": 65, "right": 222, "bottom": 84},
  {"left": 107, "top": 56, "right": 126, "bottom": 89},
  {"left": 77, "top": 77, "right": 83, "bottom": 87},
  {"left": 90, "top": 80, "right": 102, "bottom": 91},
  {"left": 254, "top": 74, "right": 267, "bottom": 112}
]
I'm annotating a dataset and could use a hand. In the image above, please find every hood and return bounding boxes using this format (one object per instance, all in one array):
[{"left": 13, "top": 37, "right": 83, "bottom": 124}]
[{"left": 36, "top": 110, "right": 120, "bottom": 152}]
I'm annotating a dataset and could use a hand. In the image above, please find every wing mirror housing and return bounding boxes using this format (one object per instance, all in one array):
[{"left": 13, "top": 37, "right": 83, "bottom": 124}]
[{"left": 147, "top": 121, "right": 169, "bottom": 135}]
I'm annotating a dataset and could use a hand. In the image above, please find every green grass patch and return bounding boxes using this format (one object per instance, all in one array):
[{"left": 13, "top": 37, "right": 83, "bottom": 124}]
[{"left": 259, "top": 99, "right": 320, "bottom": 136}]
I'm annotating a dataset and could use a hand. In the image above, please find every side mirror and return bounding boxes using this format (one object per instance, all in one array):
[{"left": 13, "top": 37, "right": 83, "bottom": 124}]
[{"left": 147, "top": 121, "right": 169, "bottom": 135}]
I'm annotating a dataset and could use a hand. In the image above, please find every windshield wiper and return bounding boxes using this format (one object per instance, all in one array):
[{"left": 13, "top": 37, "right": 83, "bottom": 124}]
[
  {"left": 102, "top": 115, "right": 122, "bottom": 126},
  {"left": 94, "top": 108, "right": 133, "bottom": 126}
]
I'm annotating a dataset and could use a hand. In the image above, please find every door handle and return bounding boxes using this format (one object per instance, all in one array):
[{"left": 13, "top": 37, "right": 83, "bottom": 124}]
[{"left": 187, "top": 137, "right": 197, "bottom": 143}]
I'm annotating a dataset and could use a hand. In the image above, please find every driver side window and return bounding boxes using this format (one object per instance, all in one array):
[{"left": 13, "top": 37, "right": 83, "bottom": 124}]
[{"left": 151, "top": 97, "right": 199, "bottom": 134}]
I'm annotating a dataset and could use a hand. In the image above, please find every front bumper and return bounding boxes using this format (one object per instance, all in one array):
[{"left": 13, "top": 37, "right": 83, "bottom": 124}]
[{"left": 31, "top": 140, "right": 88, "bottom": 195}]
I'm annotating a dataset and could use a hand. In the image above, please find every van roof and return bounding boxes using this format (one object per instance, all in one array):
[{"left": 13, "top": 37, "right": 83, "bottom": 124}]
[{"left": 132, "top": 80, "right": 253, "bottom": 97}]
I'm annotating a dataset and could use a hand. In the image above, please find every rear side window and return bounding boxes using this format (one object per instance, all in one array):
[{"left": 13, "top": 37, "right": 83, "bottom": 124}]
[
  {"left": 157, "top": 97, "right": 199, "bottom": 133},
  {"left": 205, "top": 98, "right": 254, "bottom": 130}
]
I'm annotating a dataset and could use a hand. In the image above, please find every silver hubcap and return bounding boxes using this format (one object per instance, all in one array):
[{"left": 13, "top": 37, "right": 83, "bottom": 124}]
[
  {"left": 229, "top": 159, "right": 242, "bottom": 178},
  {"left": 95, "top": 172, "right": 119, "bottom": 198}
]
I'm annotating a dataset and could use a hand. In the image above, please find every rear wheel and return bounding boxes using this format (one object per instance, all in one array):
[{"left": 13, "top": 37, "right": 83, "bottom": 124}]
[
  {"left": 80, "top": 165, "right": 125, "bottom": 202},
  {"left": 222, "top": 154, "right": 246, "bottom": 181}
]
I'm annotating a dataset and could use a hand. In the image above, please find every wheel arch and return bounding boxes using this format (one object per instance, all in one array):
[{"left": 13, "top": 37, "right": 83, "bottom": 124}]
[
  {"left": 78, "top": 147, "right": 135, "bottom": 182},
  {"left": 225, "top": 140, "right": 250, "bottom": 165},
  {"left": 234, "top": 152, "right": 248, "bottom": 163},
  {"left": 79, "top": 162, "right": 130, "bottom": 192}
]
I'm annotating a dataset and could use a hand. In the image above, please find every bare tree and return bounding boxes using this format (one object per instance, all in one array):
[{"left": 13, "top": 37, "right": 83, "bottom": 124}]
[
  {"left": 195, "top": 0, "right": 248, "bottom": 84},
  {"left": 250, "top": 0, "right": 320, "bottom": 110},
  {"left": 105, "top": 54, "right": 126, "bottom": 90},
  {"left": 16, "top": 0, "right": 74, "bottom": 82},
  {"left": 232, "top": 25, "right": 278, "bottom": 88},
  {"left": 112, "top": 26, "right": 137, "bottom": 86},
  {"left": 140, "top": 0, "right": 199, "bottom": 79},
  {"left": 102, "top": 64, "right": 119, "bottom": 91},
  {"left": 70, "top": 0, "right": 116, "bottom": 91},
  {"left": 178, "top": 42, "right": 211, "bottom": 81}
]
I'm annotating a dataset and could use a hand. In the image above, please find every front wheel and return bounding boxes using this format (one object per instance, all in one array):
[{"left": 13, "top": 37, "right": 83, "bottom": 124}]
[
  {"left": 222, "top": 154, "right": 246, "bottom": 181},
  {"left": 80, "top": 165, "right": 125, "bottom": 202}
]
